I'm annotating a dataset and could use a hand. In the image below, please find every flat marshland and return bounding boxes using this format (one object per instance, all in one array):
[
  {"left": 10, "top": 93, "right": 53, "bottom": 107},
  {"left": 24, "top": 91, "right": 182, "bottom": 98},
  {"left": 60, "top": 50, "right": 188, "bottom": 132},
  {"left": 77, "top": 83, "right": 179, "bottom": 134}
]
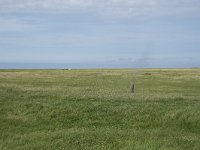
[{"left": 0, "top": 69, "right": 200, "bottom": 149}]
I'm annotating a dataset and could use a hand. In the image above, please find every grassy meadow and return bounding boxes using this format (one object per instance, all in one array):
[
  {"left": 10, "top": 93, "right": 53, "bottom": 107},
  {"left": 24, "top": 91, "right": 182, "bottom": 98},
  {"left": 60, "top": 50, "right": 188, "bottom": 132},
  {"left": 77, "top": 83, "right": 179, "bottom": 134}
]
[{"left": 0, "top": 68, "right": 200, "bottom": 150}]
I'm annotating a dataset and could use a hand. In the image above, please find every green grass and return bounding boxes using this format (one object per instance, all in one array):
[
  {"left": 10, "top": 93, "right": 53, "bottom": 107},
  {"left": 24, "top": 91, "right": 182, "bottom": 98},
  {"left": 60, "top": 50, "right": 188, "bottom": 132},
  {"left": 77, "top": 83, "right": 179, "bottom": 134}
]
[{"left": 0, "top": 69, "right": 200, "bottom": 150}]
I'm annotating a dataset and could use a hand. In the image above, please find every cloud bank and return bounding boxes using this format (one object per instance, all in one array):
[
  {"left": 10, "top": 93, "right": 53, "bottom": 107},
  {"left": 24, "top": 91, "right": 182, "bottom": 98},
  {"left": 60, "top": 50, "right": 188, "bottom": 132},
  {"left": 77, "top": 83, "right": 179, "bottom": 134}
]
[{"left": 0, "top": 0, "right": 200, "bottom": 17}]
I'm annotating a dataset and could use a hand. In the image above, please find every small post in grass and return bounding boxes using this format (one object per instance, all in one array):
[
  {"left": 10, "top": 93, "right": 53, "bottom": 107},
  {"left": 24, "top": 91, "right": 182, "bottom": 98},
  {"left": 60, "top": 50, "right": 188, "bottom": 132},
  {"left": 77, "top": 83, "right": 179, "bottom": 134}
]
[{"left": 130, "top": 82, "right": 134, "bottom": 95}]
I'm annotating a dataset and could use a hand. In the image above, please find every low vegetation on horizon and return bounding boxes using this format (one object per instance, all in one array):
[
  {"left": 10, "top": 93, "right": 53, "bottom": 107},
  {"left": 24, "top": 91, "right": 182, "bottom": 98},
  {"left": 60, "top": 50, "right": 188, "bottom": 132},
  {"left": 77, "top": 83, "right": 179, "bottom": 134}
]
[{"left": 0, "top": 69, "right": 200, "bottom": 149}]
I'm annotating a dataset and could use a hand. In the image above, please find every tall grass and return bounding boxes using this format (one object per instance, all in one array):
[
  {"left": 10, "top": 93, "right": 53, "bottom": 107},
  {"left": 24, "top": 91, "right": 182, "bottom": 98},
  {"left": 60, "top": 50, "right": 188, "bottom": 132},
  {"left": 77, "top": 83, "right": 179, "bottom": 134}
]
[{"left": 0, "top": 69, "right": 200, "bottom": 149}]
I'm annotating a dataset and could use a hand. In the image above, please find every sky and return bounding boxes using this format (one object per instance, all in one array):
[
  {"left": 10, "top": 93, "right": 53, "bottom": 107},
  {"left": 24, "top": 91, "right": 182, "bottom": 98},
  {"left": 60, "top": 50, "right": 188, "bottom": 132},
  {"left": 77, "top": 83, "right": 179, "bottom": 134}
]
[{"left": 0, "top": 0, "right": 200, "bottom": 68}]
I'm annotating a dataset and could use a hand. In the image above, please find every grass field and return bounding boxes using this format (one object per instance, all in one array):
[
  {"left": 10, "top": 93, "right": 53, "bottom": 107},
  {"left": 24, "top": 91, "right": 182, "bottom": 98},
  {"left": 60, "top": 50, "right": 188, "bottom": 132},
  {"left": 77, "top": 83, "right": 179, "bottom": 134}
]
[{"left": 0, "top": 69, "right": 200, "bottom": 150}]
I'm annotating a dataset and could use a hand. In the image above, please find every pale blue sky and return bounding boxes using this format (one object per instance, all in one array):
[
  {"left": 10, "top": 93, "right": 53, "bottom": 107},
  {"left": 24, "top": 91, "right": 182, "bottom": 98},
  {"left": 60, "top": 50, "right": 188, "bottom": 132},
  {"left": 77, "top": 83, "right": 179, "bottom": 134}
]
[{"left": 0, "top": 0, "right": 200, "bottom": 68}]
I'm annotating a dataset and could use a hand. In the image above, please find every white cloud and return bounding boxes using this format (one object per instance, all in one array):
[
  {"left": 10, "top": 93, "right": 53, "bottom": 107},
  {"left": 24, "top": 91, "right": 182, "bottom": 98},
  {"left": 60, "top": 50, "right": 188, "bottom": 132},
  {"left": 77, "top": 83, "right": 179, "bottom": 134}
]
[
  {"left": 0, "top": 17, "right": 34, "bottom": 32},
  {"left": 0, "top": 0, "right": 200, "bottom": 17}
]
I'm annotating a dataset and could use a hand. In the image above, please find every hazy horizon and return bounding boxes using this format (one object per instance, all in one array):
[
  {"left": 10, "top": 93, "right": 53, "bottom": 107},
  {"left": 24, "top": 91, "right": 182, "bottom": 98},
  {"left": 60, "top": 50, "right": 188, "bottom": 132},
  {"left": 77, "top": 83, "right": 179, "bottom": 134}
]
[{"left": 0, "top": 62, "right": 199, "bottom": 69}]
